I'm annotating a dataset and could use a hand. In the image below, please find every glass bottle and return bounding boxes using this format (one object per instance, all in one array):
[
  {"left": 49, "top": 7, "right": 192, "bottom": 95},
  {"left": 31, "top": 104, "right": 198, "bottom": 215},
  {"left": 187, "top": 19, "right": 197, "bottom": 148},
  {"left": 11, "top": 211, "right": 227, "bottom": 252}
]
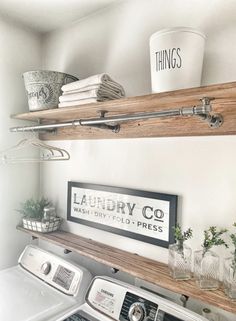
[
  {"left": 223, "top": 255, "right": 236, "bottom": 300},
  {"left": 168, "top": 240, "right": 192, "bottom": 280},
  {"left": 194, "top": 249, "right": 220, "bottom": 290},
  {"left": 43, "top": 206, "right": 56, "bottom": 221}
]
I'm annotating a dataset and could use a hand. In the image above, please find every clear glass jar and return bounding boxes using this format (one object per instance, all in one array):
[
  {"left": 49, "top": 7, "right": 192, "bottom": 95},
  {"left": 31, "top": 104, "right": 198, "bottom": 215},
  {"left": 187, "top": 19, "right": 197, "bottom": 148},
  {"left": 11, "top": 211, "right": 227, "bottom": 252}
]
[
  {"left": 223, "top": 256, "right": 236, "bottom": 300},
  {"left": 168, "top": 241, "right": 192, "bottom": 280},
  {"left": 194, "top": 250, "right": 220, "bottom": 290},
  {"left": 43, "top": 206, "right": 56, "bottom": 221}
]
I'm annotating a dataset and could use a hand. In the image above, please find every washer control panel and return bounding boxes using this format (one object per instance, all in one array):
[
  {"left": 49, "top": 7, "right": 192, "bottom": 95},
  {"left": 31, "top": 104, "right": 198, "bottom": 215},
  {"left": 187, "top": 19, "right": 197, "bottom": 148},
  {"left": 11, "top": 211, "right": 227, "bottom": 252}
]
[
  {"left": 41, "top": 261, "right": 51, "bottom": 275},
  {"left": 120, "top": 292, "right": 157, "bottom": 321},
  {"left": 18, "top": 245, "right": 82, "bottom": 296}
]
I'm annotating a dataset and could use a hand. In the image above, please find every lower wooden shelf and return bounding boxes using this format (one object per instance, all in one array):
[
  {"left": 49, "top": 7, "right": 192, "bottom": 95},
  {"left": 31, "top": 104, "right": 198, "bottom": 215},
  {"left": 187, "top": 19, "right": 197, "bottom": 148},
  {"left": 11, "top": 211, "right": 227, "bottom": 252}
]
[{"left": 17, "top": 226, "right": 236, "bottom": 314}]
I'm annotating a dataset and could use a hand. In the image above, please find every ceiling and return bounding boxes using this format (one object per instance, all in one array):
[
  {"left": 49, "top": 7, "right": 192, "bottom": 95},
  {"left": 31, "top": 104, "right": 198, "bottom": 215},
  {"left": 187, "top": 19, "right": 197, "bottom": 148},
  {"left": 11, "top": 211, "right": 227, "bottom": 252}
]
[{"left": 0, "top": 0, "right": 121, "bottom": 33}]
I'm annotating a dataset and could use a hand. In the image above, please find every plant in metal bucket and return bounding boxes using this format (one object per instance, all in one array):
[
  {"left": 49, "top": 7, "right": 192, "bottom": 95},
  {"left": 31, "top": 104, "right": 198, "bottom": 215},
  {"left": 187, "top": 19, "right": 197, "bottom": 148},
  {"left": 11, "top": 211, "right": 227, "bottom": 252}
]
[{"left": 16, "top": 198, "right": 61, "bottom": 233}]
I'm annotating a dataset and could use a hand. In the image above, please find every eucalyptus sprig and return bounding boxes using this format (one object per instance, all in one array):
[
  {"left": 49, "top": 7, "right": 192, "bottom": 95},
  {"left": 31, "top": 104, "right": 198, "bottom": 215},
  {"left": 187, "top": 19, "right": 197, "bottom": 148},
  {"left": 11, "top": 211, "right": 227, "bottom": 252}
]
[
  {"left": 229, "top": 223, "right": 236, "bottom": 274},
  {"left": 202, "top": 226, "right": 228, "bottom": 256},
  {"left": 173, "top": 224, "right": 193, "bottom": 253},
  {"left": 174, "top": 223, "right": 193, "bottom": 243},
  {"left": 172, "top": 224, "right": 193, "bottom": 262},
  {"left": 230, "top": 223, "right": 236, "bottom": 251}
]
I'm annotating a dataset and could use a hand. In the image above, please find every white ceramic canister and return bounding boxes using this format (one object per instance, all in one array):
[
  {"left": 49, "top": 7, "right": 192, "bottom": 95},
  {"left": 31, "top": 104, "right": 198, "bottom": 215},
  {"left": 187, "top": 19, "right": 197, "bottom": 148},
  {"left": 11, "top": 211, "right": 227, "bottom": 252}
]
[{"left": 149, "top": 27, "right": 206, "bottom": 93}]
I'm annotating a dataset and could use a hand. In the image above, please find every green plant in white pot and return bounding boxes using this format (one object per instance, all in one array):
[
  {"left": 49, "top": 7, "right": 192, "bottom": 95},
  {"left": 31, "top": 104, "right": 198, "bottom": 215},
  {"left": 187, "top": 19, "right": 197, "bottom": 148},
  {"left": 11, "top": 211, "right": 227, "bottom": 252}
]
[{"left": 17, "top": 198, "right": 62, "bottom": 233}]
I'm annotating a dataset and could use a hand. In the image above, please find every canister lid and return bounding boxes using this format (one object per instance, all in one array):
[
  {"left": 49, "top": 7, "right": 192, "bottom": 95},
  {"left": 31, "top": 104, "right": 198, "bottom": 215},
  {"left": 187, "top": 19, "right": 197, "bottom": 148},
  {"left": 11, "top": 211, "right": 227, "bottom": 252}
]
[{"left": 150, "top": 27, "right": 206, "bottom": 42}]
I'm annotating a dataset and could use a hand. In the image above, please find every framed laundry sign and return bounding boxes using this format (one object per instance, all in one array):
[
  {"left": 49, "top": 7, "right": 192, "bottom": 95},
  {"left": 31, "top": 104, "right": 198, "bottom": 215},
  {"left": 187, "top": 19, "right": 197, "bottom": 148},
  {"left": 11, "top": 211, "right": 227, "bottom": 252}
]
[{"left": 67, "top": 182, "right": 178, "bottom": 248}]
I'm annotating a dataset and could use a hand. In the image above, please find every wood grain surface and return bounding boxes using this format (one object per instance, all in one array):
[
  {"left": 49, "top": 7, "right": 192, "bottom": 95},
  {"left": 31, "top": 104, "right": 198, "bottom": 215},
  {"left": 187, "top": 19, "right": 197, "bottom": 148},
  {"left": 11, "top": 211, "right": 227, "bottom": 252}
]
[
  {"left": 17, "top": 226, "right": 236, "bottom": 314},
  {"left": 11, "top": 81, "right": 236, "bottom": 140}
]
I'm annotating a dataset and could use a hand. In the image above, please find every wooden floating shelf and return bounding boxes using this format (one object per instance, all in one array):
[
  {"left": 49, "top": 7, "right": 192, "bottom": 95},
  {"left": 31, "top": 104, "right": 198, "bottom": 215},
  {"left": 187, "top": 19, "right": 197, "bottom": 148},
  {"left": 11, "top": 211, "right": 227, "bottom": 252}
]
[
  {"left": 11, "top": 81, "right": 236, "bottom": 140},
  {"left": 17, "top": 226, "right": 236, "bottom": 314}
]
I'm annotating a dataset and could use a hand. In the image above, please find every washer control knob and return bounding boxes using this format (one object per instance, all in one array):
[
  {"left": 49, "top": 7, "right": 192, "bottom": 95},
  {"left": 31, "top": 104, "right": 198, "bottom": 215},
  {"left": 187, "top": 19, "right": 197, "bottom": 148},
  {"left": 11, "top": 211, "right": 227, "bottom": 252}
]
[
  {"left": 41, "top": 262, "right": 51, "bottom": 275},
  {"left": 128, "top": 303, "right": 146, "bottom": 321}
]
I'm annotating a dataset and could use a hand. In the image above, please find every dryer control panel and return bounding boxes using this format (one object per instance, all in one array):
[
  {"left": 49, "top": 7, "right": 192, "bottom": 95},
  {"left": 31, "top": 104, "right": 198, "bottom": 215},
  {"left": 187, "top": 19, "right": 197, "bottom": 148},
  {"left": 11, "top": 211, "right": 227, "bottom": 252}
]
[
  {"left": 86, "top": 277, "right": 208, "bottom": 321},
  {"left": 18, "top": 245, "right": 85, "bottom": 296},
  {"left": 120, "top": 292, "right": 158, "bottom": 321},
  {"left": 86, "top": 277, "right": 158, "bottom": 321}
]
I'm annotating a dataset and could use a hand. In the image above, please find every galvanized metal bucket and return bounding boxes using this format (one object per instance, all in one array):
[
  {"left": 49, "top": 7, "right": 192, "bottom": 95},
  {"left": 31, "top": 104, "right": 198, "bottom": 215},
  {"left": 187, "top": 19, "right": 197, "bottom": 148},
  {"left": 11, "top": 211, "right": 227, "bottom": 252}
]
[{"left": 23, "top": 70, "right": 78, "bottom": 111}]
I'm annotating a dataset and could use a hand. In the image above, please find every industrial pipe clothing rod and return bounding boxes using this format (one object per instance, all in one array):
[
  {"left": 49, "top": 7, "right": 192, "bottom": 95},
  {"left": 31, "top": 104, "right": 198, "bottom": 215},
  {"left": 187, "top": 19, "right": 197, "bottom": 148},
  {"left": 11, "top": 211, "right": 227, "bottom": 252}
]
[
  {"left": 10, "top": 97, "right": 222, "bottom": 133},
  {"left": 10, "top": 109, "right": 182, "bottom": 132}
]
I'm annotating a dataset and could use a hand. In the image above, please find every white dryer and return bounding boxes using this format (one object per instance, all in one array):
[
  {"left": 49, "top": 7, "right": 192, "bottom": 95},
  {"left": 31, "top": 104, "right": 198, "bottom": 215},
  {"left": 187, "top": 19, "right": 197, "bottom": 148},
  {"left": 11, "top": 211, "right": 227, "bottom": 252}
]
[
  {"left": 0, "top": 245, "right": 92, "bottom": 321},
  {"left": 60, "top": 276, "right": 208, "bottom": 321}
]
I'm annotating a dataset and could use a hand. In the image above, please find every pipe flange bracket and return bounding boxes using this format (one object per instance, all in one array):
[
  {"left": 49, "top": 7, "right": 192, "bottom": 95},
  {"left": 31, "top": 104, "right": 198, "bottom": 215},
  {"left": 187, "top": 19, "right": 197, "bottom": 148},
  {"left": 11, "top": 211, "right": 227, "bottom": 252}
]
[
  {"left": 64, "top": 249, "right": 72, "bottom": 254},
  {"left": 112, "top": 124, "right": 120, "bottom": 133},
  {"left": 208, "top": 113, "right": 223, "bottom": 128}
]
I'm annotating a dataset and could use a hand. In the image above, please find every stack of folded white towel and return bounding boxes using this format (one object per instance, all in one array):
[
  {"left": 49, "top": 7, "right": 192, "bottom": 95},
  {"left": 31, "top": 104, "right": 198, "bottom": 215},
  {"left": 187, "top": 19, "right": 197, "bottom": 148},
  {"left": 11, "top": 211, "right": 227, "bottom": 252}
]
[{"left": 58, "top": 73, "right": 125, "bottom": 107}]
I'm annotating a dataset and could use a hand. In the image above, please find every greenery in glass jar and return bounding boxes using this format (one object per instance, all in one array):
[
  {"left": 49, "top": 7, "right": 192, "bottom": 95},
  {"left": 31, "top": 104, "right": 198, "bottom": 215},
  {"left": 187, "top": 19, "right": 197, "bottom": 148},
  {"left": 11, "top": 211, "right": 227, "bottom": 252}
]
[
  {"left": 173, "top": 223, "right": 193, "bottom": 254},
  {"left": 202, "top": 226, "right": 228, "bottom": 256},
  {"left": 16, "top": 198, "right": 50, "bottom": 221},
  {"left": 229, "top": 223, "right": 236, "bottom": 275}
]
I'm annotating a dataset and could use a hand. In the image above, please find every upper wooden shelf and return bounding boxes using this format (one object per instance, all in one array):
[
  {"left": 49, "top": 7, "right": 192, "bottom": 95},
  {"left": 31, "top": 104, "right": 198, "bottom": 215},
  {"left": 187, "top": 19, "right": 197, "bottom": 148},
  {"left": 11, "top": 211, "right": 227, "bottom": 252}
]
[
  {"left": 17, "top": 226, "right": 236, "bottom": 315},
  {"left": 12, "top": 81, "right": 236, "bottom": 140}
]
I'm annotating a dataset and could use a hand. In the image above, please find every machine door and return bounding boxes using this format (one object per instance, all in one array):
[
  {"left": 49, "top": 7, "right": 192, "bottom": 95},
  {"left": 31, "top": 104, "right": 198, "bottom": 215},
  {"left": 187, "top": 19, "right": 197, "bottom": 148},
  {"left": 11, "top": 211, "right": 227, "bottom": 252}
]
[
  {"left": 0, "top": 267, "right": 75, "bottom": 321},
  {"left": 63, "top": 310, "right": 100, "bottom": 321}
]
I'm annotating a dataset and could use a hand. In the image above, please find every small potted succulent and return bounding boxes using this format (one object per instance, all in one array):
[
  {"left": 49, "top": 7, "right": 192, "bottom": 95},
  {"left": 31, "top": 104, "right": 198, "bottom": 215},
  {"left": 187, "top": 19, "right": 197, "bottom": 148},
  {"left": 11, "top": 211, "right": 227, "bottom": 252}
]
[
  {"left": 17, "top": 197, "right": 62, "bottom": 233},
  {"left": 168, "top": 224, "right": 193, "bottom": 280},
  {"left": 223, "top": 223, "right": 236, "bottom": 300},
  {"left": 194, "top": 226, "right": 228, "bottom": 290}
]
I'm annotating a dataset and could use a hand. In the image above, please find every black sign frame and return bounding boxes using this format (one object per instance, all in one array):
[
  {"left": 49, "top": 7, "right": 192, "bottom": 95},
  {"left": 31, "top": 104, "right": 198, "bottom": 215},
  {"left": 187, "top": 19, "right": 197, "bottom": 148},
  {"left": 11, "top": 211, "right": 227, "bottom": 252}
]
[{"left": 67, "top": 181, "right": 177, "bottom": 248}]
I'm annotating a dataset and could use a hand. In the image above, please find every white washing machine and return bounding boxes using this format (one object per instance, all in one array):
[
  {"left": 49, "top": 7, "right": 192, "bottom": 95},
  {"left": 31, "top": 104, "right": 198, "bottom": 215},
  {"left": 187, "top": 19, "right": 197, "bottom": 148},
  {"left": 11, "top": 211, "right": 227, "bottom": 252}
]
[
  {"left": 0, "top": 245, "right": 92, "bottom": 321},
  {"left": 60, "top": 276, "right": 208, "bottom": 321}
]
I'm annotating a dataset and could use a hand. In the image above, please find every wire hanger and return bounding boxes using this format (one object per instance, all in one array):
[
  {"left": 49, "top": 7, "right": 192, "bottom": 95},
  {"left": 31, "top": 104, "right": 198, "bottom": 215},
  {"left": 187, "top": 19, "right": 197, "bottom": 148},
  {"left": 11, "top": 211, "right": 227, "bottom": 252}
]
[{"left": 0, "top": 137, "right": 70, "bottom": 163}]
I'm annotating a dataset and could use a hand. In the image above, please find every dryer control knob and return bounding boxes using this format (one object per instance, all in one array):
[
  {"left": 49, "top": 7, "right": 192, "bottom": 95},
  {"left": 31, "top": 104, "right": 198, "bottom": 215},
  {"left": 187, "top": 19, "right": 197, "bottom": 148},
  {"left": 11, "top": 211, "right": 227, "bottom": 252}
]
[
  {"left": 128, "top": 303, "right": 146, "bottom": 321},
  {"left": 41, "top": 262, "right": 51, "bottom": 275}
]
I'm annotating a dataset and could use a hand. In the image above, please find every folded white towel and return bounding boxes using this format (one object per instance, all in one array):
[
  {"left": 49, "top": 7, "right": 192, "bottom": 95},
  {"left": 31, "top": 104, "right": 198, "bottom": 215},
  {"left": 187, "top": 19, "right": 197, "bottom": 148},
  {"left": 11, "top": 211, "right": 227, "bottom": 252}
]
[
  {"left": 61, "top": 73, "right": 108, "bottom": 91},
  {"left": 61, "top": 73, "right": 125, "bottom": 95},
  {"left": 58, "top": 98, "right": 98, "bottom": 108},
  {"left": 63, "top": 84, "right": 100, "bottom": 94},
  {"left": 63, "top": 82, "right": 124, "bottom": 95},
  {"left": 59, "top": 88, "right": 123, "bottom": 103}
]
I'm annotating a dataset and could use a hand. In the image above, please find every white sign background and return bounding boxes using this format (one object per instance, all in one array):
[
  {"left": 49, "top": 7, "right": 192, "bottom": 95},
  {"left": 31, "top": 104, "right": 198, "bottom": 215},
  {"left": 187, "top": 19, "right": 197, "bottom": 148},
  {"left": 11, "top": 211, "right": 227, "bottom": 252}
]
[{"left": 67, "top": 183, "right": 177, "bottom": 247}]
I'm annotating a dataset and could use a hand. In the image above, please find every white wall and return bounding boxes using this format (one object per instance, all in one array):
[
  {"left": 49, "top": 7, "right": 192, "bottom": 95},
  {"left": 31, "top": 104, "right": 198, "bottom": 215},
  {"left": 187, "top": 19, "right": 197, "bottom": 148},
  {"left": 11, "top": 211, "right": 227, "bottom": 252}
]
[
  {"left": 40, "top": 0, "right": 236, "bottom": 281},
  {"left": 37, "top": 1, "right": 236, "bottom": 318},
  {"left": 0, "top": 17, "right": 41, "bottom": 269}
]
